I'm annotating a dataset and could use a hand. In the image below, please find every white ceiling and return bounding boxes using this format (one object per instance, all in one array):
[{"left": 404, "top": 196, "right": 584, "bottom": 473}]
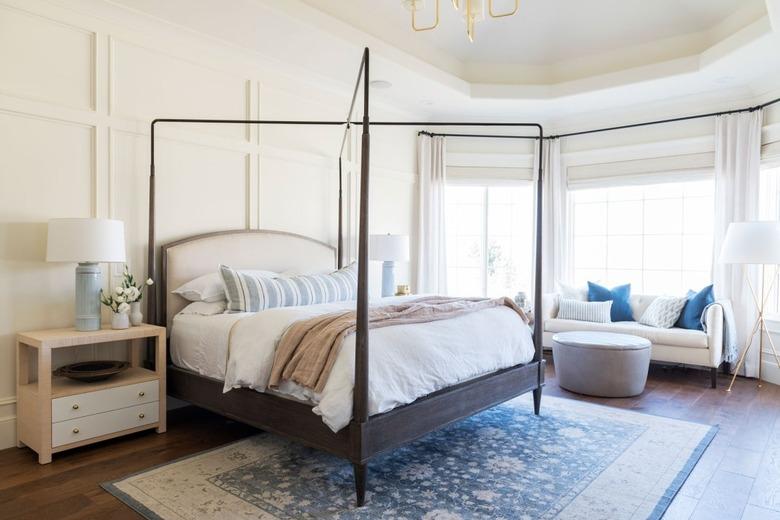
[
  {"left": 104, "top": 0, "right": 780, "bottom": 126},
  {"left": 300, "top": 0, "right": 768, "bottom": 83}
]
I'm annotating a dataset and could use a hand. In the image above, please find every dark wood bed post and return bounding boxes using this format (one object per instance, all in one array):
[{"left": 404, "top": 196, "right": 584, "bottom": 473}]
[
  {"left": 352, "top": 46, "right": 371, "bottom": 507},
  {"left": 337, "top": 156, "right": 344, "bottom": 269},
  {"left": 532, "top": 126, "right": 544, "bottom": 415},
  {"left": 147, "top": 121, "right": 158, "bottom": 332}
]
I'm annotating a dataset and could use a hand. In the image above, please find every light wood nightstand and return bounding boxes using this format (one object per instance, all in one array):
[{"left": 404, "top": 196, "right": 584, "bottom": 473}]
[{"left": 16, "top": 324, "right": 166, "bottom": 464}]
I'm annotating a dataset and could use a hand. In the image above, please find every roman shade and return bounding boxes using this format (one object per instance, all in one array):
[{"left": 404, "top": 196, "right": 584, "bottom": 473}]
[{"left": 567, "top": 152, "right": 714, "bottom": 189}]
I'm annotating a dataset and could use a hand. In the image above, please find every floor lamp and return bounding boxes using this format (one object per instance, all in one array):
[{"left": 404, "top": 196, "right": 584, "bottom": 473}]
[{"left": 720, "top": 221, "right": 780, "bottom": 392}]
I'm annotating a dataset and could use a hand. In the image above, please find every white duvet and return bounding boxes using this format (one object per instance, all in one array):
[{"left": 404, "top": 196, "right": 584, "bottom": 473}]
[{"left": 222, "top": 295, "right": 535, "bottom": 432}]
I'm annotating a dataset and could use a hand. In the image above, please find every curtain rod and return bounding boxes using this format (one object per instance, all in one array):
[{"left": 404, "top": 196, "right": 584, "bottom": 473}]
[{"left": 415, "top": 95, "right": 780, "bottom": 140}]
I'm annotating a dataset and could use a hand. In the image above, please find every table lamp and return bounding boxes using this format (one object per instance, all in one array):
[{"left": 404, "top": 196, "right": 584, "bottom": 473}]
[
  {"left": 720, "top": 221, "right": 780, "bottom": 391},
  {"left": 369, "top": 234, "right": 410, "bottom": 297},
  {"left": 46, "top": 218, "right": 126, "bottom": 331}
]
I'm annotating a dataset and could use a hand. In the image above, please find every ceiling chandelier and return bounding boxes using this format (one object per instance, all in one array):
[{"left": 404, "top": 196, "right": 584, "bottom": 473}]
[{"left": 402, "top": 0, "right": 519, "bottom": 43}]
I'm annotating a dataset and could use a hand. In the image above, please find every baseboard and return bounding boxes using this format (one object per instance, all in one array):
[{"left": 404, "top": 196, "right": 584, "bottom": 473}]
[
  {"left": 0, "top": 416, "right": 16, "bottom": 450},
  {"left": 761, "top": 354, "right": 780, "bottom": 386}
]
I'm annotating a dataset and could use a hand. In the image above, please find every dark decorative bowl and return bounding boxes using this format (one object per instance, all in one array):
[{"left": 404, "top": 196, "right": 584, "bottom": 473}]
[{"left": 55, "top": 360, "right": 129, "bottom": 383}]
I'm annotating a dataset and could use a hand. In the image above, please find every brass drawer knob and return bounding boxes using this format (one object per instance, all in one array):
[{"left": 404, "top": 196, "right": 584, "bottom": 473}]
[
  {"left": 138, "top": 391, "right": 145, "bottom": 397},
  {"left": 72, "top": 428, "right": 79, "bottom": 434},
  {"left": 138, "top": 413, "right": 145, "bottom": 419},
  {"left": 72, "top": 404, "right": 79, "bottom": 410}
]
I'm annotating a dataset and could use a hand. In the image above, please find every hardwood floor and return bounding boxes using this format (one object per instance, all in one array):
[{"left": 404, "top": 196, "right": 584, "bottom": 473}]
[{"left": 1, "top": 358, "right": 780, "bottom": 519}]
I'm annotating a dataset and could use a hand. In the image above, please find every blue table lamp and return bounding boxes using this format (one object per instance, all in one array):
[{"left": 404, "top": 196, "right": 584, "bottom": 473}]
[
  {"left": 369, "top": 234, "right": 410, "bottom": 297},
  {"left": 47, "top": 218, "right": 126, "bottom": 331}
]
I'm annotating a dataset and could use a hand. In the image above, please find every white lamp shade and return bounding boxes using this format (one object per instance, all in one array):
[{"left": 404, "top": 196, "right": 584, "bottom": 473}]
[
  {"left": 46, "top": 218, "right": 126, "bottom": 263},
  {"left": 720, "top": 221, "right": 780, "bottom": 265},
  {"left": 369, "top": 234, "right": 409, "bottom": 262}
]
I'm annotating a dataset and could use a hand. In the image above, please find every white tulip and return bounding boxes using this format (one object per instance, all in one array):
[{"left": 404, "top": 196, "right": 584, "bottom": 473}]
[
  {"left": 115, "top": 294, "right": 125, "bottom": 303},
  {"left": 115, "top": 286, "right": 124, "bottom": 295},
  {"left": 146, "top": 278, "right": 154, "bottom": 286},
  {"left": 117, "top": 302, "right": 130, "bottom": 314}
]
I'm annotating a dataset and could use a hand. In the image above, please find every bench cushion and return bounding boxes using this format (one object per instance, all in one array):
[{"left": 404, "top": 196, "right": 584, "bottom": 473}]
[{"left": 545, "top": 318, "right": 708, "bottom": 349}]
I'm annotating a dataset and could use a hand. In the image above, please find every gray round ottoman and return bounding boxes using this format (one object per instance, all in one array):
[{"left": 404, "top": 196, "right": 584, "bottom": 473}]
[{"left": 552, "top": 331, "right": 651, "bottom": 397}]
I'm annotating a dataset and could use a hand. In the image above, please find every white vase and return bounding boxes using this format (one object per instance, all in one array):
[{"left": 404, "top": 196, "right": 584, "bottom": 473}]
[
  {"left": 111, "top": 312, "right": 130, "bottom": 330},
  {"left": 130, "top": 301, "right": 143, "bottom": 326}
]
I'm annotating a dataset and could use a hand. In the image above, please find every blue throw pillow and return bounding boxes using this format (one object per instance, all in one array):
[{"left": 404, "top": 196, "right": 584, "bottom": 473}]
[
  {"left": 587, "top": 282, "right": 633, "bottom": 321},
  {"left": 676, "top": 285, "right": 714, "bottom": 331}
]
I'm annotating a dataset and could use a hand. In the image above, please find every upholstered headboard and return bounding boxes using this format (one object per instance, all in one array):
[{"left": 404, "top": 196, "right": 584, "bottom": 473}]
[{"left": 161, "top": 229, "right": 337, "bottom": 330}]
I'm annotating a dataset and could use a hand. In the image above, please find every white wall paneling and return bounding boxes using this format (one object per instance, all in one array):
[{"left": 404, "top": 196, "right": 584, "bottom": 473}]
[
  {"left": 0, "top": 4, "right": 95, "bottom": 110},
  {"left": 0, "top": 0, "right": 419, "bottom": 451}
]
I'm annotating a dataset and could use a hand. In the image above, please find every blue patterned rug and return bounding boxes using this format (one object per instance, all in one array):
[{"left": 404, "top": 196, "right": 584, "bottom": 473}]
[{"left": 104, "top": 395, "right": 716, "bottom": 519}]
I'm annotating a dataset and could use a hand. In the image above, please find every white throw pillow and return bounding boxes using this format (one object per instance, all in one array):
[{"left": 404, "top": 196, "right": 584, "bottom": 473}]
[
  {"left": 639, "top": 296, "right": 688, "bottom": 329},
  {"left": 178, "top": 301, "right": 227, "bottom": 316},
  {"left": 557, "top": 282, "right": 588, "bottom": 301},
  {"left": 172, "top": 270, "right": 279, "bottom": 302},
  {"left": 557, "top": 298, "right": 612, "bottom": 323}
]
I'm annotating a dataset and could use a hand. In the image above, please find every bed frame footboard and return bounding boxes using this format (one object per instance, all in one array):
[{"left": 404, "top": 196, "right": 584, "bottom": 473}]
[{"left": 167, "top": 360, "right": 545, "bottom": 507}]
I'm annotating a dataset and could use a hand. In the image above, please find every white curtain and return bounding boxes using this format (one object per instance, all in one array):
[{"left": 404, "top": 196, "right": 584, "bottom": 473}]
[
  {"left": 713, "top": 110, "right": 763, "bottom": 377},
  {"left": 535, "top": 138, "right": 569, "bottom": 294},
  {"left": 417, "top": 135, "right": 448, "bottom": 294}
]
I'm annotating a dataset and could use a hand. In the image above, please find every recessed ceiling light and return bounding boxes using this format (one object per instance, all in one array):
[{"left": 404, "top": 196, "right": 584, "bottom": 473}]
[{"left": 370, "top": 80, "right": 392, "bottom": 89}]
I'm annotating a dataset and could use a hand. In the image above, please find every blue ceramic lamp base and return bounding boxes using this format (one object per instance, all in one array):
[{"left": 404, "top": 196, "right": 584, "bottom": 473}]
[
  {"left": 381, "top": 260, "right": 395, "bottom": 298},
  {"left": 75, "top": 262, "right": 102, "bottom": 331}
]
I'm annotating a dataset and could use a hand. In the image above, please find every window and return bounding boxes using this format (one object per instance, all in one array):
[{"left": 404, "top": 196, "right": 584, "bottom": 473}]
[
  {"left": 571, "top": 180, "right": 714, "bottom": 295},
  {"left": 759, "top": 163, "right": 780, "bottom": 314},
  {"left": 445, "top": 185, "right": 535, "bottom": 298}
]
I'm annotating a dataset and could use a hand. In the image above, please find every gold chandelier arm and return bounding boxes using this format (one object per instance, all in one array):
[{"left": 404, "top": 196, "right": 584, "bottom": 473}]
[
  {"left": 452, "top": 0, "right": 459, "bottom": 9},
  {"left": 489, "top": 0, "right": 519, "bottom": 18},
  {"left": 412, "top": 0, "right": 441, "bottom": 31}
]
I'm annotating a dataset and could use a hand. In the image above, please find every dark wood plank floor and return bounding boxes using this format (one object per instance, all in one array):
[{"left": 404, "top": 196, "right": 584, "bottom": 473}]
[{"left": 1, "top": 357, "right": 779, "bottom": 520}]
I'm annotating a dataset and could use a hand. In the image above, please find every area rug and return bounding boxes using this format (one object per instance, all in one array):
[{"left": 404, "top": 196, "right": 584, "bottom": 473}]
[{"left": 103, "top": 395, "right": 716, "bottom": 519}]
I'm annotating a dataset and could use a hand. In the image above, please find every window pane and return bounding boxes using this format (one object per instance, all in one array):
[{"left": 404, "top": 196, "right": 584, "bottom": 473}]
[
  {"left": 644, "top": 198, "right": 682, "bottom": 234},
  {"left": 573, "top": 202, "right": 607, "bottom": 236},
  {"left": 574, "top": 236, "right": 607, "bottom": 269},
  {"left": 487, "top": 186, "right": 534, "bottom": 298},
  {"left": 446, "top": 184, "right": 534, "bottom": 298},
  {"left": 683, "top": 197, "right": 714, "bottom": 235},
  {"left": 571, "top": 179, "right": 713, "bottom": 298},
  {"left": 644, "top": 235, "right": 682, "bottom": 270},
  {"left": 644, "top": 270, "right": 684, "bottom": 295},
  {"left": 608, "top": 201, "right": 643, "bottom": 235},
  {"left": 607, "top": 235, "right": 643, "bottom": 269}
]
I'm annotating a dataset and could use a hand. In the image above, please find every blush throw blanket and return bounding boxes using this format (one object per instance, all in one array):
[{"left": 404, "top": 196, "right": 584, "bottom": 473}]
[{"left": 268, "top": 296, "right": 529, "bottom": 393}]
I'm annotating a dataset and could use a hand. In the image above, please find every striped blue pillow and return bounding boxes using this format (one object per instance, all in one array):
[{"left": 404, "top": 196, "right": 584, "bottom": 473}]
[
  {"left": 220, "top": 263, "right": 358, "bottom": 312},
  {"left": 557, "top": 298, "right": 612, "bottom": 323}
]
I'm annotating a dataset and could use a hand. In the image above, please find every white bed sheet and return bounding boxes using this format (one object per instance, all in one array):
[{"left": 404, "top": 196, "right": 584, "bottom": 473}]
[{"left": 169, "top": 312, "right": 249, "bottom": 381}]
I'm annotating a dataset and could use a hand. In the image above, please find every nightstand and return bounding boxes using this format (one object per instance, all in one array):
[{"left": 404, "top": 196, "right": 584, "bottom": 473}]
[{"left": 16, "top": 324, "right": 166, "bottom": 464}]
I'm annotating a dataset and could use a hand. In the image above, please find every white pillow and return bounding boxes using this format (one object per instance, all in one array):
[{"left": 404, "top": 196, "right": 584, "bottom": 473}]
[
  {"left": 557, "top": 298, "right": 612, "bottom": 323},
  {"left": 557, "top": 282, "right": 588, "bottom": 301},
  {"left": 172, "top": 270, "right": 279, "bottom": 302},
  {"left": 178, "top": 301, "right": 227, "bottom": 316},
  {"left": 639, "top": 296, "right": 688, "bottom": 329}
]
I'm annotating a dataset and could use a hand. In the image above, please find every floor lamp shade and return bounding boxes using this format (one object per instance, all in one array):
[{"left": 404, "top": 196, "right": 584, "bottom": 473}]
[
  {"left": 370, "top": 234, "right": 410, "bottom": 297},
  {"left": 47, "top": 219, "right": 126, "bottom": 331},
  {"left": 720, "top": 221, "right": 780, "bottom": 265},
  {"left": 718, "top": 221, "right": 780, "bottom": 391}
]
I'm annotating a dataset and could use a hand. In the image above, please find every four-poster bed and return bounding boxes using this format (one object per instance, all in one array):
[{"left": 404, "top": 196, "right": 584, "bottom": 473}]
[{"left": 147, "top": 47, "right": 546, "bottom": 506}]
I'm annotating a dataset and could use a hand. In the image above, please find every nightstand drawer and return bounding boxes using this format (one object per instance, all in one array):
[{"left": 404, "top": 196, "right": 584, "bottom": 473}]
[
  {"left": 52, "top": 380, "right": 159, "bottom": 423},
  {"left": 52, "top": 402, "right": 158, "bottom": 448}
]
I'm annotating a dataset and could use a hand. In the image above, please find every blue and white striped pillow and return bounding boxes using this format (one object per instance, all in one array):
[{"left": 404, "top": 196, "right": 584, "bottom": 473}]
[
  {"left": 557, "top": 298, "right": 612, "bottom": 323},
  {"left": 220, "top": 263, "right": 358, "bottom": 312}
]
